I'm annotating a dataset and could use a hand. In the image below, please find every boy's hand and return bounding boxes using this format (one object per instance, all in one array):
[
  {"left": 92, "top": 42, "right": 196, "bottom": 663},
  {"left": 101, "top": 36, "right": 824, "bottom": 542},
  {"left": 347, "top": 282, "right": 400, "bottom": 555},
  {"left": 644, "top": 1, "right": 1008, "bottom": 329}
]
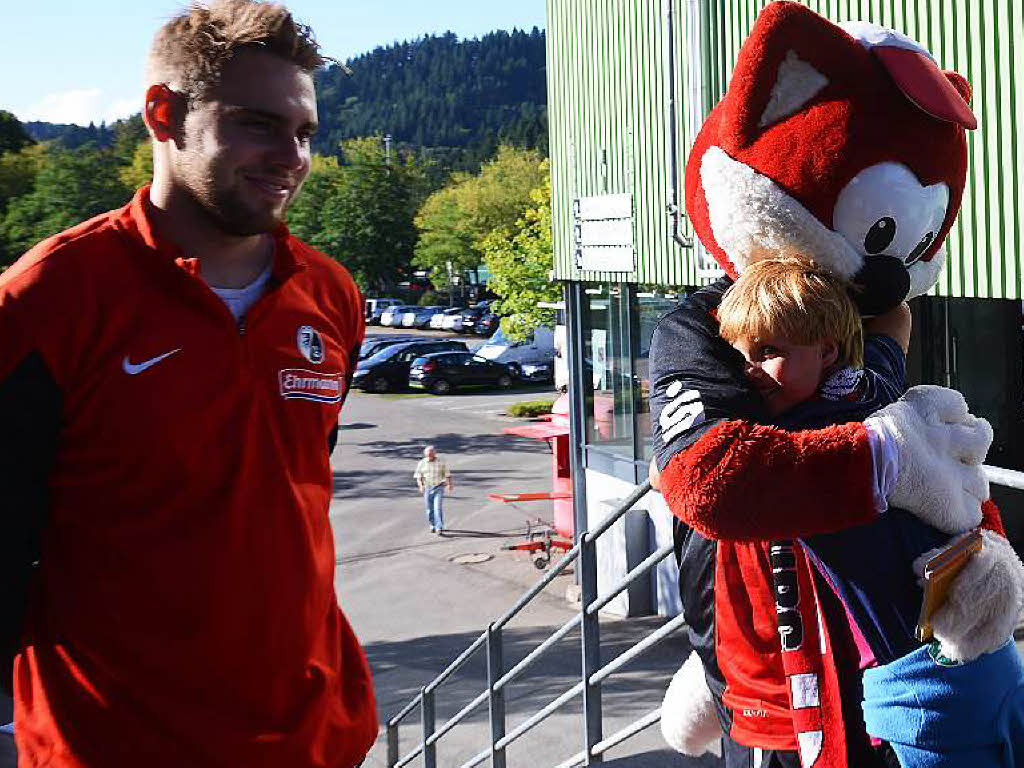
[
  {"left": 865, "top": 385, "right": 991, "bottom": 533},
  {"left": 863, "top": 301, "right": 911, "bottom": 353}
]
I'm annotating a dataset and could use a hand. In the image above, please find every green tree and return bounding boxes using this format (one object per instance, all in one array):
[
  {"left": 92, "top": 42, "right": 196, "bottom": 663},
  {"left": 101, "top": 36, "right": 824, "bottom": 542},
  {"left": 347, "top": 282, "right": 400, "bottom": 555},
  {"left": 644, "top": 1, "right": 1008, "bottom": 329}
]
[
  {"left": 2, "top": 145, "right": 131, "bottom": 263},
  {"left": 413, "top": 145, "right": 547, "bottom": 290},
  {"left": 454, "top": 145, "right": 547, "bottom": 239},
  {"left": 119, "top": 140, "right": 154, "bottom": 190},
  {"left": 286, "top": 154, "right": 343, "bottom": 244},
  {"left": 481, "top": 166, "right": 558, "bottom": 340},
  {"left": 412, "top": 178, "right": 477, "bottom": 289},
  {"left": 0, "top": 143, "right": 46, "bottom": 212},
  {"left": 0, "top": 111, "right": 34, "bottom": 155},
  {"left": 286, "top": 138, "right": 427, "bottom": 291},
  {"left": 111, "top": 114, "right": 148, "bottom": 162}
]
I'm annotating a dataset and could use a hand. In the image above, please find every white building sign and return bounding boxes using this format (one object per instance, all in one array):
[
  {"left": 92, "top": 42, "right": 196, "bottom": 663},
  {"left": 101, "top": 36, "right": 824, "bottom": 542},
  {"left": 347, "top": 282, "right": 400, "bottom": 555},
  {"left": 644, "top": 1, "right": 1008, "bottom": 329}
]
[{"left": 573, "top": 194, "right": 635, "bottom": 273}]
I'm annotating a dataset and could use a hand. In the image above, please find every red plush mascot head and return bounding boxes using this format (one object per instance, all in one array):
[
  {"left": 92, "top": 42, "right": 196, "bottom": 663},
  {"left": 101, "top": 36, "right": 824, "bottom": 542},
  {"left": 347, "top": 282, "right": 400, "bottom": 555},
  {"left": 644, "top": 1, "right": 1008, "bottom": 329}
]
[{"left": 685, "top": 1, "right": 976, "bottom": 315}]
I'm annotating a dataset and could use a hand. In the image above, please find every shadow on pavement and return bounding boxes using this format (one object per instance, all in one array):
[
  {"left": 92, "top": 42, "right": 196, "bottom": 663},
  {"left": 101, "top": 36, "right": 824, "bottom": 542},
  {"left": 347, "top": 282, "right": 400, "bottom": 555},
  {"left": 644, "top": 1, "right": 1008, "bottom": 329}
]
[
  {"left": 601, "top": 749, "right": 722, "bottom": 767},
  {"left": 354, "top": 432, "right": 548, "bottom": 460},
  {"left": 369, "top": 617, "right": 691, "bottom": 728},
  {"left": 369, "top": 619, "right": 723, "bottom": 767},
  {"left": 332, "top": 467, "right": 531, "bottom": 498}
]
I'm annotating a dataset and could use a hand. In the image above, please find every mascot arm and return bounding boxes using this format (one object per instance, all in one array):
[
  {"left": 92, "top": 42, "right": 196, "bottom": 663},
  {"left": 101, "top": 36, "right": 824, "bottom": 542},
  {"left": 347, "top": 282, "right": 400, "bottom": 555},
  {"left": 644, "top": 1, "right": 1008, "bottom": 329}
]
[{"left": 660, "top": 419, "right": 876, "bottom": 541}]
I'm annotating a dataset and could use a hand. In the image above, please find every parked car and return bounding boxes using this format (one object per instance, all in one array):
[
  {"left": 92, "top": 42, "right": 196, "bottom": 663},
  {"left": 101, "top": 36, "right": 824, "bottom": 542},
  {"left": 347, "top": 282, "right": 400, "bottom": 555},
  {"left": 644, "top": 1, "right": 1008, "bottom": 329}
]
[
  {"left": 364, "top": 297, "right": 403, "bottom": 325},
  {"left": 430, "top": 307, "right": 464, "bottom": 329},
  {"left": 401, "top": 305, "right": 446, "bottom": 329},
  {"left": 474, "top": 311, "right": 502, "bottom": 336},
  {"left": 442, "top": 310, "right": 466, "bottom": 332},
  {"left": 408, "top": 351, "right": 515, "bottom": 395},
  {"left": 380, "top": 305, "right": 418, "bottom": 327},
  {"left": 455, "top": 301, "right": 493, "bottom": 334},
  {"left": 359, "top": 334, "right": 420, "bottom": 360},
  {"left": 476, "top": 327, "right": 556, "bottom": 382},
  {"left": 352, "top": 340, "right": 468, "bottom": 393}
]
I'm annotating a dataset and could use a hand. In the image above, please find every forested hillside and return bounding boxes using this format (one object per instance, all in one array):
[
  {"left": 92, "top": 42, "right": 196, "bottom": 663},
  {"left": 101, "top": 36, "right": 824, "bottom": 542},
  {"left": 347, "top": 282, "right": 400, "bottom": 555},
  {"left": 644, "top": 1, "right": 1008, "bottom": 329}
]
[
  {"left": 22, "top": 28, "right": 548, "bottom": 165},
  {"left": 314, "top": 29, "right": 547, "bottom": 160}
]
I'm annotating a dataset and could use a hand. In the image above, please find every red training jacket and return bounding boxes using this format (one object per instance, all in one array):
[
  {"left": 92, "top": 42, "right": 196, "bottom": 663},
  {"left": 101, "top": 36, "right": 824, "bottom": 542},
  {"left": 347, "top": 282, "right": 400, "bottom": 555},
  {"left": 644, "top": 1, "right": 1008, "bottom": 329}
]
[{"left": 0, "top": 188, "right": 377, "bottom": 767}]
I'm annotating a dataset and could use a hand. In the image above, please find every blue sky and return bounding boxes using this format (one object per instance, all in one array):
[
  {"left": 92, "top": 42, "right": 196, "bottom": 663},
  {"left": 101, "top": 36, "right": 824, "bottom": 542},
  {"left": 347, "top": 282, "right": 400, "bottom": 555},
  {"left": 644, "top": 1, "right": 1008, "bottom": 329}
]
[{"left": 1, "top": 1, "right": 546, "bottom": 127}]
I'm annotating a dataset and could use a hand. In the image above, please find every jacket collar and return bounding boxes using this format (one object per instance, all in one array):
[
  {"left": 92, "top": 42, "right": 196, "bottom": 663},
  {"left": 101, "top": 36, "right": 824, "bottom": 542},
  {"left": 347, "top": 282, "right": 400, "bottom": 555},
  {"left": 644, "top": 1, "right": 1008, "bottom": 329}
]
[{"left": 114, "top": 186, "right": 306, "bottom": 283}]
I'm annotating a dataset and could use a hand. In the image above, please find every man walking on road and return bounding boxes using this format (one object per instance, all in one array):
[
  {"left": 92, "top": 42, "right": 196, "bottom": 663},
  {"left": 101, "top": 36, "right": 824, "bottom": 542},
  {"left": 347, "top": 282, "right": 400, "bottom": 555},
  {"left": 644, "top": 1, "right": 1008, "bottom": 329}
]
[
  {"left": 415, "top": 445, "right": 453, "bottom": 534},
  {"left": 0, "top": 2, "right": 377, "bottom": 766}
]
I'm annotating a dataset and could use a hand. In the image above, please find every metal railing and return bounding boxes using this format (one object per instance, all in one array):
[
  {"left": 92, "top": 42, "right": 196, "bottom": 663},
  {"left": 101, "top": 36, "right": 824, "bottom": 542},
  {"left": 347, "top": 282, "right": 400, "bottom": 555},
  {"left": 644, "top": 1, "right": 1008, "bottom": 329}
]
[
  {"left": 385, "top": 464, "right": 1024, "bottom": 768},
  {"left": 386, "top": 479, "right": 668, "bottom": 768}
]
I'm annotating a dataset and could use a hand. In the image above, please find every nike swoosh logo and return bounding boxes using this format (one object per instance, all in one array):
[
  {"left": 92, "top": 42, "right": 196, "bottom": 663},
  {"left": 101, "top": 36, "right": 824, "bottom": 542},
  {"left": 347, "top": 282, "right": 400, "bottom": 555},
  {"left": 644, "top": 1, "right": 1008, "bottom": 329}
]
[{"left": 122, "top": 348, "right": 182, "bottom": 375}]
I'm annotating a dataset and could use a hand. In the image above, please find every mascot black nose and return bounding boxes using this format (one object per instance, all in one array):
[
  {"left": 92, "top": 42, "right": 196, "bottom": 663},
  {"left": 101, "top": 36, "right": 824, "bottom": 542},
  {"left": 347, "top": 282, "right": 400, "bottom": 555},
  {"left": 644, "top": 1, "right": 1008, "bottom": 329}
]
[{"left": 851, "top": 255, "right": 910, "bottom": 316}]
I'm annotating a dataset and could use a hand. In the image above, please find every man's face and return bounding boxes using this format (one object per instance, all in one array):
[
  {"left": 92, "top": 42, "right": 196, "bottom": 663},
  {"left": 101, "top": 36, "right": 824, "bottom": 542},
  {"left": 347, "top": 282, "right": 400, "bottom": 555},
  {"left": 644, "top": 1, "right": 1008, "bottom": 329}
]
[
  {"left": 173, "top": 48, "right": 317, "bottom": 236},
  {"left": 425, "top": 448, "right": 436, "bottom": 461},
  {"left": 731, "top": 333, "right": 835, "bottom": 416}
]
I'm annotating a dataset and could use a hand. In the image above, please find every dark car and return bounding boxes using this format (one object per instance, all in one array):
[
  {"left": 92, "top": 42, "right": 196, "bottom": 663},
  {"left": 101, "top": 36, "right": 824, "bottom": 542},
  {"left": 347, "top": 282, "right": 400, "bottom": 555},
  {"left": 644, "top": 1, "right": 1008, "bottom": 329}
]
[
  {"left": 352, "top": 340, "right": 468, "bottom": 393},
  {"left": 358, "top": 335, "right": 420, "bottom": 360},
  {"left": 474, "top": 311, "right": 501, "bottom": 336},
  {"left": 408, "top": 350, "right": 514, "bottom": 395},
  {"left": 456, "top": 301, "right": 493, "bottom": 334}
]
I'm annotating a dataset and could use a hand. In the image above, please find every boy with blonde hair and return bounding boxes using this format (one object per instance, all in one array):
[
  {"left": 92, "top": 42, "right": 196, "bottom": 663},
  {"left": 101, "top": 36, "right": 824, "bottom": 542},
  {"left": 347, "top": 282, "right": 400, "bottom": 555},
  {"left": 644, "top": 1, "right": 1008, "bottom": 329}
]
[{"left": 715, "top": 258, "right": 1023, "bottom": 767}]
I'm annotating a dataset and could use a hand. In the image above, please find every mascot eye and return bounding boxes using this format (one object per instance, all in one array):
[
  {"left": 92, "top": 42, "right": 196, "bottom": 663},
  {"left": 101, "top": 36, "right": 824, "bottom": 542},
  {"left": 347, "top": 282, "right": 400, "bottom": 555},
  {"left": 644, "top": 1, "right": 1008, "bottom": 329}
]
[
  {"left": 905, "top": 231, "right": 934, "bottom": 265},
  {"left": 833, "top": 163, "right": 950, "bottom": 264},
  {"left": 864, "top": 217, "right": 897, "bottom": 254}
]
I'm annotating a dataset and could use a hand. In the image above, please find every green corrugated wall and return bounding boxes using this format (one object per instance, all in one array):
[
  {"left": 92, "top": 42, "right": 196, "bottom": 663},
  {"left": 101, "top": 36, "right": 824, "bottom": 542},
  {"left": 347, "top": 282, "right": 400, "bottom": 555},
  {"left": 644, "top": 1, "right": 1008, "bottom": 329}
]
[{"left": 549, "top": 0, "right": 1023, "bottom": 299}]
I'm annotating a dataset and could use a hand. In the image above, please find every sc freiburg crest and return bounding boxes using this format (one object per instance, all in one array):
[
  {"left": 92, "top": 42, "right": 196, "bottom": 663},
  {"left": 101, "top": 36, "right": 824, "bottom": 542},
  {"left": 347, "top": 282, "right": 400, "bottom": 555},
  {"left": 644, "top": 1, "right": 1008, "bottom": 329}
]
[{"left": 297, "top": 325, "right": 325, "bottom": 364}]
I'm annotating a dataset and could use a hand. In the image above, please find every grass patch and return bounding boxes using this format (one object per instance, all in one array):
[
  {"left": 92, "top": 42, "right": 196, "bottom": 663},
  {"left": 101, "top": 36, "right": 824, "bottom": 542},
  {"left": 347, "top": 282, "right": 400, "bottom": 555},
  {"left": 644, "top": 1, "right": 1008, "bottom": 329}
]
[{"left": 507, "top": 399, "right": 556, "bottom": 418}]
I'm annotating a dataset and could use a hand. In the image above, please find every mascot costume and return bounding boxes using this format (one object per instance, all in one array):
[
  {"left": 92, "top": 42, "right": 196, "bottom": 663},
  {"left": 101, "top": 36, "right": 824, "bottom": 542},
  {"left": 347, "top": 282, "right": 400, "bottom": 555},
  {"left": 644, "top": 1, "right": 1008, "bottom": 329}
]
[{"left": 648, "top": 3, "right": 1024, "bottom": 767}]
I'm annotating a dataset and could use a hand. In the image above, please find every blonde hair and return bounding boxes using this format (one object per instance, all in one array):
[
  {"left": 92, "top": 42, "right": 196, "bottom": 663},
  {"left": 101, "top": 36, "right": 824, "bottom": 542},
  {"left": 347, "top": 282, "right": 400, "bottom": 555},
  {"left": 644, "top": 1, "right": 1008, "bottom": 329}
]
[
  {"left": 147, "top": 0, "right": 327, "bottom": 101},
  {"left": 718, "top": 258, "right": 864, "bottom": 369}
]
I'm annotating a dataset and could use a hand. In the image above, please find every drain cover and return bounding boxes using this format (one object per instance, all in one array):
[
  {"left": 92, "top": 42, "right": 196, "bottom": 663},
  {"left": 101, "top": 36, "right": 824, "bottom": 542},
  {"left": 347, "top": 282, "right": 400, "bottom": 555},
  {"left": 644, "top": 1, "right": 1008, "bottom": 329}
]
[{"left": 449, "top": 553, "right": 493, "bottom": 565}]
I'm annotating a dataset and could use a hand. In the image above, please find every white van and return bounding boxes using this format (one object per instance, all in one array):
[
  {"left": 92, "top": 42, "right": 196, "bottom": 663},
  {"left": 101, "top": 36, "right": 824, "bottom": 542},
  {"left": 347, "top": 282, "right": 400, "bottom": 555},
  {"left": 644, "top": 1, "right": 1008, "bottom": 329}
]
[{"left": 476, "top": 327, "right": 556, "bottom": 382}]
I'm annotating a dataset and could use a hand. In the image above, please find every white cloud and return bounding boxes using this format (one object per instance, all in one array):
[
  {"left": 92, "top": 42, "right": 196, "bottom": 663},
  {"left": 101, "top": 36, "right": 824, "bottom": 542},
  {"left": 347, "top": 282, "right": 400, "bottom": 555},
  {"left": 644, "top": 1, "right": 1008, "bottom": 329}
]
[{"left": 16, "top": 88, "right": 140, "bottom": 126}]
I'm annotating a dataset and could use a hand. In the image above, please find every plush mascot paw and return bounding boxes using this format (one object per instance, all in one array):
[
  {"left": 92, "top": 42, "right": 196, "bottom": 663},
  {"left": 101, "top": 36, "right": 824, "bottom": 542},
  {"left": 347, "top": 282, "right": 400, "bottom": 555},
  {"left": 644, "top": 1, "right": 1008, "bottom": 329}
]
[
  {"left": 914, "top": 528, "right": 1024, "bottom": 662},
  {"left": 660, "top": 651, "right": 723, "bottom": 756},
  {"left": 865, "top": 385, "right": 992, "bottom": 533}
]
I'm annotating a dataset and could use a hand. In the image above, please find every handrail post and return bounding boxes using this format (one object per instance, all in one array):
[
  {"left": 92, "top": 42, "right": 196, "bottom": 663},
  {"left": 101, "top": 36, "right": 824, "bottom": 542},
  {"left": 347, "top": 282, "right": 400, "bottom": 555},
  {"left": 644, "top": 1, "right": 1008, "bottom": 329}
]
[
  {"left": 386, "top": 721, "right": 399, "bottom": 767},
  {"left": 486, "top": 624, "right": 507, "bottom": 768},
  {"left": 422, "top": 686, "right": 437, "bottom": 768},
  {"left": 579, "top": 533, "right": 603, "bottom": 763}
]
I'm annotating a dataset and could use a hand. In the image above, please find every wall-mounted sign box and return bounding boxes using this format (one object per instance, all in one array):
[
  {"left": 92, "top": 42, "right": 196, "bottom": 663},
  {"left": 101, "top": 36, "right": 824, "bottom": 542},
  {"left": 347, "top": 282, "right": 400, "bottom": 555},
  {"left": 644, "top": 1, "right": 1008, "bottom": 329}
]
[{"left": 573, "top": 194, "right": 635, "bottom": 273}]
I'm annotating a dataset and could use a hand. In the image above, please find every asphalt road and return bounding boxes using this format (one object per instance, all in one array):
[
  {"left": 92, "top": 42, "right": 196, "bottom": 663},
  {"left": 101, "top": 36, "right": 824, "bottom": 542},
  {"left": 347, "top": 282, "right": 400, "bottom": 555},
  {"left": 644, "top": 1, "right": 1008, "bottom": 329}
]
[{"left": 333, "top": 376, "right": 709, "bottom": 768}]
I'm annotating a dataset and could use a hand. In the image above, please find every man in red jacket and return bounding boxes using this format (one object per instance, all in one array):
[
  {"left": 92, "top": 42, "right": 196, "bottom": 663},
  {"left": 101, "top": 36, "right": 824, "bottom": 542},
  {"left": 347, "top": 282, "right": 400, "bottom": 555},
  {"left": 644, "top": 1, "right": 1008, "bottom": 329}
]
[{"left": 0, "top": 2, "right": 377, "bottom": 766}]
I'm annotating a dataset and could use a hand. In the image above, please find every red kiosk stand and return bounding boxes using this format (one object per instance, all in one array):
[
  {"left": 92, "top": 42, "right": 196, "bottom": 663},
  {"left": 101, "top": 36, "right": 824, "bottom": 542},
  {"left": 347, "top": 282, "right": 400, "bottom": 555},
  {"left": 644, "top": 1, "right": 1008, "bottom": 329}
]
[{"left": 489, "top": 394, "right": 574, "bottom": 568}]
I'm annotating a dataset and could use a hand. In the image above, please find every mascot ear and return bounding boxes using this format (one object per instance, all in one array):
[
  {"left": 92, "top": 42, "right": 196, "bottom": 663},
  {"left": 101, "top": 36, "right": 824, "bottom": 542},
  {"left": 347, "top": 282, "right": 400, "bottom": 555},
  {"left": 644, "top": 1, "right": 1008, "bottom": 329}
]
[
  {"left": 872, "top": 47, "right": 978, "bottom": 129},
  {"left": 719, "top": 1, "right": 870, "bottom": 149}
]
